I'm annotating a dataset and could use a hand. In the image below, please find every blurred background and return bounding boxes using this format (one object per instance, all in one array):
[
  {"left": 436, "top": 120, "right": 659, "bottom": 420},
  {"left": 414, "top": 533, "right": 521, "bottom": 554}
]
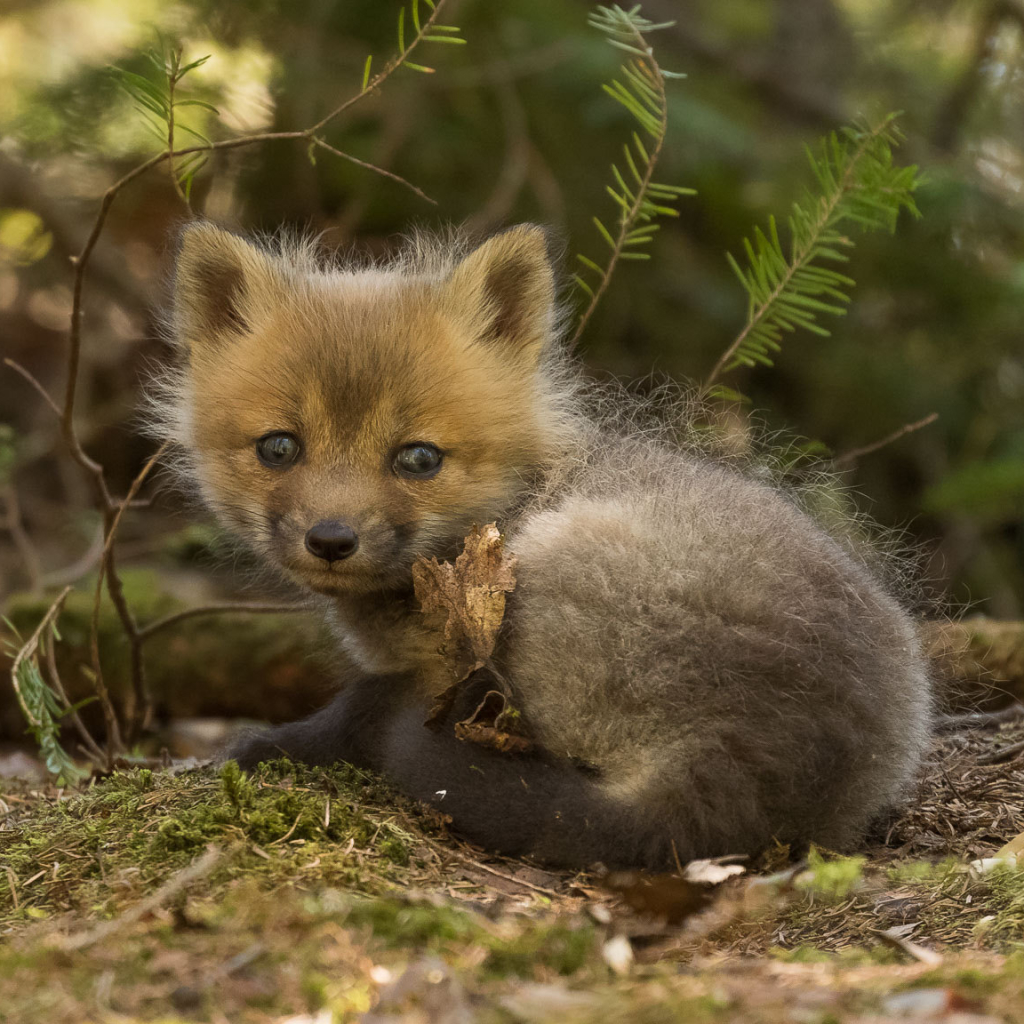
[{"left": 1, "top": 0, "right": 1023, "bottom": 749}]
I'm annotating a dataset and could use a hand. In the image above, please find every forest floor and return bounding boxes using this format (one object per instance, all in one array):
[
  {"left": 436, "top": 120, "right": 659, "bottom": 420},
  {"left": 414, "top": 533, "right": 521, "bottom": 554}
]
[{"left": 1, "top": 716, "right": 1024, "bottom": 1023}]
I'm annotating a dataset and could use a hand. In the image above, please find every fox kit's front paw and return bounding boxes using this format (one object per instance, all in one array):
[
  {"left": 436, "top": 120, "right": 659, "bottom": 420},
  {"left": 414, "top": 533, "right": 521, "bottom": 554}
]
[{"left": 224, "top": 727, "right": 299, "bottom": 771}]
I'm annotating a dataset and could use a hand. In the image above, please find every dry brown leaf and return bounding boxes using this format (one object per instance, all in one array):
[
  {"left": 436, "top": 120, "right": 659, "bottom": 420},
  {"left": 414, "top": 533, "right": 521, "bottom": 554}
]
[
  {"left": 602, "top": 870, "right": 714, "bottom": 925},
  {"left": 453, "top": 690, "right": 534, "bottom": 755},
  {"left": 412, "top": 523, "right": 517, "bottom": 724}
]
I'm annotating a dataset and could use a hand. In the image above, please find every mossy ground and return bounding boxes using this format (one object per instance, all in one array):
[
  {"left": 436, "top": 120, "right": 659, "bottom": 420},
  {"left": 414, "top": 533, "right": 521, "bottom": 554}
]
[{"left": 1, "top": 720, "right": 1023, "bottom": 1022}]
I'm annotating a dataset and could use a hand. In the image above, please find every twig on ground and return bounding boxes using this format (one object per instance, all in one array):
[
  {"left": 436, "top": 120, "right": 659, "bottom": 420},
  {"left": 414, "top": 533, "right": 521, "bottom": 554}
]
[
  {"left": 936, "top": 703, "right": 1024, "bottom": 732},
  {"left": 59, "top": 844, "right": 222, "bottom": 950},
  {"left": 977, "top": 737, "right": 1024, "bottom": 766}
]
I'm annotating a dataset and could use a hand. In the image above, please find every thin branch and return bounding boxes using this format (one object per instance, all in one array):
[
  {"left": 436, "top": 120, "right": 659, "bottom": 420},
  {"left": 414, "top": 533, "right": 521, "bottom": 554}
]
[
  {"left": 137, "top": 602, "right": 305, "bottom": 642},
  {"left": 42, "top": 631, "right": 107, "bottom": 764},
  {"left": 89, "top": 442, "right": 169, "bottom": 747},
  {"left": 61, "top": 845, "right": 222, "bottom": 951},
  {"left": 1, "top": 484, "right": 43, "bottom": 594},
  {"left": 978, "top": 737, "right": 1024, "bottom": 765},
  {"left": 833, "top": 412, "right": 939, "bottom": 470},
  {"left": 3, "top": 359, "right": 62, "bottom": 420},
  {"left": 310, "top": 136, "right": 436, "bottom": 204},
  {"left": 40, "top": 522, "right": 105, "bottom": 589}
]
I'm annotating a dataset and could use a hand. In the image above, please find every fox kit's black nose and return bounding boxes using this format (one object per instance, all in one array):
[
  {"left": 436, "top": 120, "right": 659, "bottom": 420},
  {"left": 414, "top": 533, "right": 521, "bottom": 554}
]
[{"left": 305, "top": 521, "right": 359, "bottom": 563}]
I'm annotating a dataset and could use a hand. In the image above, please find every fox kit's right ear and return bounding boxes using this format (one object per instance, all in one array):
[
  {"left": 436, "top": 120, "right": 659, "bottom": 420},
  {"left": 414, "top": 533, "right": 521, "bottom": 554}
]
[{"left": 173, "top": 223, "right": 279, "bottom": 350}]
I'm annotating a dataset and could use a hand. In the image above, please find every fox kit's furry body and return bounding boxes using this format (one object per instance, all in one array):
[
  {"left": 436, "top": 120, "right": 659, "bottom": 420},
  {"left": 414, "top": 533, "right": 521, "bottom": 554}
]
[{"left": 159, "top": 222, "right": 931, "bottom": 869}]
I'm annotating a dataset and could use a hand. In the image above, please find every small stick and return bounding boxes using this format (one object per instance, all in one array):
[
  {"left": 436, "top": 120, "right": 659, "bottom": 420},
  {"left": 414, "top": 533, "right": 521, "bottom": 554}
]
[
  {"left": 42, "top": 631, "right": 107, "bottom": 764},
  {"left": 137, "top": 602, "right": 305, "bottom": 642},
  {"left": 978, "top": 738, "right": 1024, "bottom": 766},
  {"left": 936, "top": 703, "right": 1024, "bottom": 732},
  {"left": 833, "top": 412, "right": 939, "bottom": 469},
  {"left": 456, "top": 854, "right": 561, "bottom": 897},
  {"left": 59, "top": 845, "right": 221, "bottom": 950},
  {"left": 2, "top": 359, "right": 62, "bottom": 420},
  {"left": 1, "top": 483, "right": 43, "bottom": 594},
  {"left": 311, "top": 137, "right": 436, "bottom": 204}
]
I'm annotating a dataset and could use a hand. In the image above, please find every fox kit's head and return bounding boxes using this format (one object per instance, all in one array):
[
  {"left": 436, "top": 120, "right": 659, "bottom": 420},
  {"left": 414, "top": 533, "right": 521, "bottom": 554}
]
[{"left": 166, "top": 223, "right": 568, "bottom": 595}]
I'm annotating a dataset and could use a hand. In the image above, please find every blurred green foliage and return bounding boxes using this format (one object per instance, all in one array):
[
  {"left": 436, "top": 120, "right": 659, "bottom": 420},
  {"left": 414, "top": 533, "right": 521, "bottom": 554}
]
[{"left": 1, "top": 0, "right": 1023, "bottom": 614}]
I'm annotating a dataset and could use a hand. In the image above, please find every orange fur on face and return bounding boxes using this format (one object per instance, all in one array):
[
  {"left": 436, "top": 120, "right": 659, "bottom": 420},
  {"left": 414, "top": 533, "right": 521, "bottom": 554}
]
[{"left": 167, "top": 224, "right": 570, "bottom": 594}]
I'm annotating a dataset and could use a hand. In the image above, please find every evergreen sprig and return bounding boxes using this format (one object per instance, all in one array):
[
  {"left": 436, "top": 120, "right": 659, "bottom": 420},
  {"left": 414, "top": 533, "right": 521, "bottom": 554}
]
[
  {"left": 371, "top": 0, "right": 465, "bottom": 80},
  {"left": 572, "top": 4, "right": 694, "bottom": 346},
  {"left": 110, "top": 44, "right": 217, "bottom": 204},
  {"left": 709, "top": 114, "right": 921, "bottom": 384},
  {"left": 4, "top": 596, "right": 89, "bottom": 784}
]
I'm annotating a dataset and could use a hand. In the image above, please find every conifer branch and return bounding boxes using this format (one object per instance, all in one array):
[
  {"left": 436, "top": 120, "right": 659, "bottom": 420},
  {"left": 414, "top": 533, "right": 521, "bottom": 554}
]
[
  {"left": 708, "top": 114, "right": 921, "bottom": 384},
  {"left": 571, "top": 4, "right": 694, "bottom": 348}
]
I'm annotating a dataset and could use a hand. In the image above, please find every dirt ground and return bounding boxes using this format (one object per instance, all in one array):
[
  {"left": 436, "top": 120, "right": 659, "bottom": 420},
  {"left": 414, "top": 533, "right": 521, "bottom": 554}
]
[{"left": 1, "top": 712, "right": 1023, "bottom": 1023}]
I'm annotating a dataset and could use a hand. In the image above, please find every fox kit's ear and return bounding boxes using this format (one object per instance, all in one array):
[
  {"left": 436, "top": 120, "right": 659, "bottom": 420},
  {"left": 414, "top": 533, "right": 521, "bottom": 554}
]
[
  {"left": 173, "top": 223, "right": 279, "bottom": 350},
  {"left": 446, "top": 225, "right": 556, "bottom": 360}
]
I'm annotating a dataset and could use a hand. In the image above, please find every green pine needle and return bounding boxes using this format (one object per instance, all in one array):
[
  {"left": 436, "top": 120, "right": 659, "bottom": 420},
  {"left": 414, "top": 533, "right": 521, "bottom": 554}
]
[
  {"left": 571, "top": 4, "right": 693, "bottom": 346},
  {"left": 709, "top": 114, "right": 921, "bottom": 383}
]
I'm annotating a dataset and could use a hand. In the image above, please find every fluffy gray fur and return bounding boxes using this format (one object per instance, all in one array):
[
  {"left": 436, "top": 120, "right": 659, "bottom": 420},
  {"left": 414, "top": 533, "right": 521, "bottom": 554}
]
[{"left": 157, "top": 222, "right": 932, "bottom": 870}]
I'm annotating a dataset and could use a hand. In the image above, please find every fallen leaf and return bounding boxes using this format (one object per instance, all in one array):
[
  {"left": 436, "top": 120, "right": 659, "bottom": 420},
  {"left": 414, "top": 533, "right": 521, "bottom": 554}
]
[
  {"left": 453, "top": 689, "right": 534, "bottom": 754},
  {"left": 413, "top": 523, "right": 517, "bottom": 723},
  {"left": 873, "top": 925, "right": 943, "bottom": 967},
  {"left": 601, "top": 934, "right": 634, "bottom": 975},
  {"left": 993, "top": 828, "right": 1024, "bottom": 863},
  {"left": 602, "top": 870, "right": 713, "bottom": 925},
  {"left": 682, "top": 858, "right": 747, "bottom": 885}
]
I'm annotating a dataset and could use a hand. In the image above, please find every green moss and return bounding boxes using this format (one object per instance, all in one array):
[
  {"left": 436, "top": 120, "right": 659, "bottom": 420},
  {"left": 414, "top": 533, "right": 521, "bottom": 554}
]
[
  {"left": 797, "top": 848, "right": 866, "bottom": 902},
  {"left": 769, "top": 945, "right": 833, "bottom": 963},
  {"left": 0, "top": 759, "right": 426, "bottom": 929},
  {"left": 483, "top": 920, "right": 594, "bottom": 978},
  {"left": 343, "top": 898, "right": 482, "bottom": 948}
]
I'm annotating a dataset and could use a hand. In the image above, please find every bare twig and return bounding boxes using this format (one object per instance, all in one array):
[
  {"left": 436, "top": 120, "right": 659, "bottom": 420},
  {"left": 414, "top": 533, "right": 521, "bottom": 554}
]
[
  {"left": 42, "top": 630, "right": 107, "bottom": 764},
  {"left": 137, "top": 602, "right": 305, "bottom": 642},
  {"left": 59, "top": 844, "right": 222, "bottom": 951},
  {"left": 40, "top": 522, "right": 105, "bottom": 589},
  {"left": 310, "top": 136, "right": 435, "bottom": 204},
  {"left": 3, "top": 358, "right": 62, "bottom": 420},
  {"left": 89, "top": 442, "right": 168, "bottom": 747},
  {"left": 1, "top": 483, "right": 43, "bottom": 594},
  {"left": 455, "top": 853, "right": 561, "bottom": 897},
  {"left": 833, "top": 412, "right": 939, "bottom": 470},
  {"left": 978, "top": 737, "right": 1024, "bottom": 765},
  {"left": 937, "top": 703, "right": 1024, "bottom": 732}
]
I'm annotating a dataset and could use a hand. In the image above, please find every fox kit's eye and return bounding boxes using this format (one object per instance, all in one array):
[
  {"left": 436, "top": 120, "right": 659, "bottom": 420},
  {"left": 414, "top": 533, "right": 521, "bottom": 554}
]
[
  {"left": 394, "top": 443, "right": 442, "bottom": 479},
  {"left": 256, "top": 432, "right": 301, "bottom": 468}
]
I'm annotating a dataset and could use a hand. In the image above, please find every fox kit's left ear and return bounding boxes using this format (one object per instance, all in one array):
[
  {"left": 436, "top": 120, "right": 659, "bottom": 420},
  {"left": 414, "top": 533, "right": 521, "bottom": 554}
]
[{"left": 446, "top": 225, "right": 556, "bottom": 361}]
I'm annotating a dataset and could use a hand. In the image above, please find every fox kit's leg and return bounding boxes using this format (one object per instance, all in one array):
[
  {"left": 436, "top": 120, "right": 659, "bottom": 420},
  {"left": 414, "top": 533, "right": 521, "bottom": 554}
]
[
  {"left": 228, "top": 674, "right": 678, "bottom": 868},
  {"left": 227, "top": 674, "right": 397, "bottom": 771}
]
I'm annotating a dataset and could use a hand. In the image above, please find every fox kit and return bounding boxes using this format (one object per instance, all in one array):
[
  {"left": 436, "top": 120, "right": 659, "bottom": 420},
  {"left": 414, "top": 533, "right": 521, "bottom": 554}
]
[{"left": 158, "top": 221, "right": 931, "bottom": 870}]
